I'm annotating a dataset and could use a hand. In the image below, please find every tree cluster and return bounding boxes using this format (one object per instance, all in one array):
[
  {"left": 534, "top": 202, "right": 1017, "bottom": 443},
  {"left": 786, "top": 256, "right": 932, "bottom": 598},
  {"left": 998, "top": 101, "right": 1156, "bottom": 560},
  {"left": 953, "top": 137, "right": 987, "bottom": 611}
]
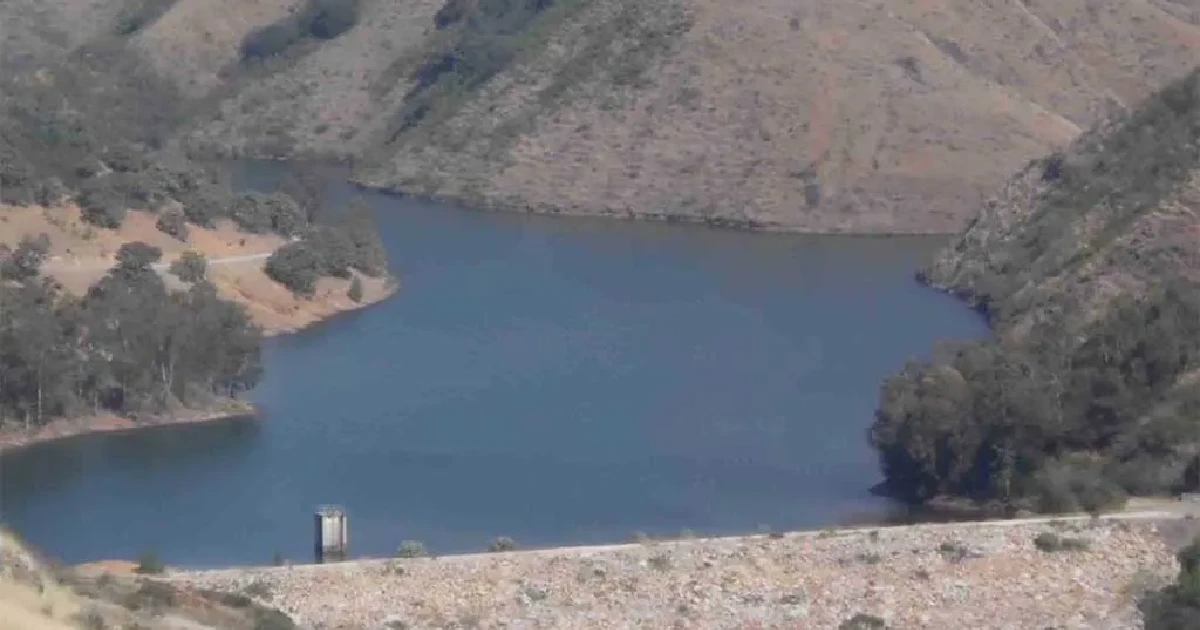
[
  {"left": 264, "top": 195, "right": 387, "bottom": 296},
  {"left": 0, "top": 240, "right": 262, "bottom": 428},
  {"left": 1142, "top": 537, "right": 1200, "bottom": 630},
  {"left": 240, "top": 0, "right": 362, "bottom": 61},
  {"left": 871, "top": 276, "right": 1200, "bottom": 512},
  {"left": 396, "top": 0, "right": 559, "bottom": 133},
  {"left": 231, "top": 192, "right": 307, "bottom": 236},
  {"left": 879, "top": 72, "right": 1200, "bottom": 513}
]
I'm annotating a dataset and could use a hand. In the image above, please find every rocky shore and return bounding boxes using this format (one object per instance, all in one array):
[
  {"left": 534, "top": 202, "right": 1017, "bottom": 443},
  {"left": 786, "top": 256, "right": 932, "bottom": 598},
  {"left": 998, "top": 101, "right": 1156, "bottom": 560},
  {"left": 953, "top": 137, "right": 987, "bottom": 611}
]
[{"left": 171, "top": 513, "right": 1196, "bottom": 629}]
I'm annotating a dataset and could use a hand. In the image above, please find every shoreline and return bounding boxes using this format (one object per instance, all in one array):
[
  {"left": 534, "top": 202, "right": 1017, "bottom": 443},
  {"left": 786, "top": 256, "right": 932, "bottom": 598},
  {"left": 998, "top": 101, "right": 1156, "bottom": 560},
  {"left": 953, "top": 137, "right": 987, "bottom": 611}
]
[
  {"left": 343, "top": 176, "right": 968, "bottom": 237},
  {"left": 256, "top": 273, "right": 399, "bottom": 337},
  {"left": 0, "top": 401, "right": 257, "bottom": 455},
  {"left": 0, "top": 276, "right": 398, "bottom": 455}
]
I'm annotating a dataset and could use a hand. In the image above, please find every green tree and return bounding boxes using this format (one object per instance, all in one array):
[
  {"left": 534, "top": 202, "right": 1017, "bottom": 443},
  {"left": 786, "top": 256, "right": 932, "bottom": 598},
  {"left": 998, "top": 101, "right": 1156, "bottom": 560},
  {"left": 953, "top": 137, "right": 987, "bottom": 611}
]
[
  {"left": 264, "top": 242, "right": 321, "bottom": 296},
  {"left": 1143, "top": 537, "right": 1200, "bottom": 629},
  {"left": 178, "top": 185, "right": 229, "bottom": 227},
  {"left": 231, "top": 193, "right": 274, "bottom": 234},
  {"left": 169, "top": 251, "right": 207, "bottom": 283},
  {"left": 265, "top": 192, "right": 307, "bottom": 236},
  {"left": 156, "top": 208, "right": 189, "bottom": 241},
  {"left": 77, "top": 180, "right": 127, "bottom": 228},
  {"left": 1, "top": 233, "right": 51, "bottom": 282},
  {"left": 115, "top": 241, "right": 163, "bottom": 272}
]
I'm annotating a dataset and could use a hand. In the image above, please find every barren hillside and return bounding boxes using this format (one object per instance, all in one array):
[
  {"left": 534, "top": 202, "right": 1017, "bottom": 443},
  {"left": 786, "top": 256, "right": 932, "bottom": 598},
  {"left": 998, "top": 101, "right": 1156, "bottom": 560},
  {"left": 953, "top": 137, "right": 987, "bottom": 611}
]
[
  {"left": 7, "top": 0, "right": 1199, "bottom": 233},
  {"left": 0, "top": 528, "right": 296, "bottom": 630},
  {"left": 172, "top": 513, "right": 1199, "bottom": 629},
  {"left": 165, "top": 0, "right": 1200, "bottom": 233}
]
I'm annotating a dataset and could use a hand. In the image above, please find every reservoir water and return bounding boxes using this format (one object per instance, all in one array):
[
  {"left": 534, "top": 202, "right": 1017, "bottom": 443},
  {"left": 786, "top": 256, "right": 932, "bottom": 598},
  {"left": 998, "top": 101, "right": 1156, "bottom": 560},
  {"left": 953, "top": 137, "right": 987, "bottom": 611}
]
[{"left": 0, "top": 179, "right": 987, "bottom": 567}]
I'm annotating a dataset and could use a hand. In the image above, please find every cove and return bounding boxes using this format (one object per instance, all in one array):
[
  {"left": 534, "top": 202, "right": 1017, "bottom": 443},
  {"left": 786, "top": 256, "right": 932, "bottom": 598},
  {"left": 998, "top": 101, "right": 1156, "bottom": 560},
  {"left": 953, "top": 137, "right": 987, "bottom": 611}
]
[{"left": 0, "top": 176, "right": 988, "bottom": 567}]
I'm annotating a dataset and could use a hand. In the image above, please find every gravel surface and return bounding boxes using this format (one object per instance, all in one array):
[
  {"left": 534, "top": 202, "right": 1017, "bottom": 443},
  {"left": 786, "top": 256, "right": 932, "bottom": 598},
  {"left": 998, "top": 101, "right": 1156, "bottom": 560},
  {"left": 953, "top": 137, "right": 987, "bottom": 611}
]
[{"left": 171, "top": 516, "right": 1189, "bottom": 629}]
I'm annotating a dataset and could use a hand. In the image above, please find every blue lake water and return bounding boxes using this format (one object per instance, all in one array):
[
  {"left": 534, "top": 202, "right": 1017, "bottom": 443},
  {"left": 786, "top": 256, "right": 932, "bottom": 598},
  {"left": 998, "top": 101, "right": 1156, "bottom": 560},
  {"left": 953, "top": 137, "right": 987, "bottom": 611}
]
[{"left": 0, "top": 181, "right": 987, "bottom": 567}]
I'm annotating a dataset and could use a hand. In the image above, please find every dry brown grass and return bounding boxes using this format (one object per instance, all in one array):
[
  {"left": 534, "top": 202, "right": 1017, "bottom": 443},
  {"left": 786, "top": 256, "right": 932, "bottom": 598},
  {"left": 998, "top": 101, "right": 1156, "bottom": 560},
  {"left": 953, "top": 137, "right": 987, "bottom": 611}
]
[
  {"left": 9, "top": 0, "right": 1200, "bottom": 233},
  {"left": 0, "top": 529, "right": 298, "bottom": 630},
  {"left": 356, "top": 0, "right": 1200, "bottom": 233},
  {"left": 1, "top": 203, "right": 394, "bottom": 335}
]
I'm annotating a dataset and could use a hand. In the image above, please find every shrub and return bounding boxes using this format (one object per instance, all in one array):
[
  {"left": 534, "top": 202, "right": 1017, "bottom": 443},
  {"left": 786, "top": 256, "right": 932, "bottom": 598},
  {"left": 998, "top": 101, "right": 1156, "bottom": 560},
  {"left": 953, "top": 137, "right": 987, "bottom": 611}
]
[
  {"left": 179, "top": 186, "right": 229, "bottom": 227},
  {"left": 0, "top": 143, "right": 36, "bottom": 205},
  {"left": 488, "top": 536, "right": 517, "bottom": 553},
  {"left": 347, "top": 276, "right": 364, "bottom": 302},
  {"left": 78, "top": 182, "right": 127, "bottom": 228},
  {"left": 156, "top": 209, "right": 189, "bottom": 241},
  {"left": 937, "top": 541, "right": 972, "bottom": 562},
  {"left": 75, "top": 607, "right": 107, "bottom": 630},
  {"left": 434, "top": 0, "right": 472, "bottom": 28},
  {"left": 251, "top": 608, "right": 296, "bottom": 630},
  {"left": 1142, "top": 536, "right": 1200, "bottom": 629},
  {"left": 1042, "top": 152, "right": 1066, "bottom": 182},
  {"left": 34, "top": 178, "right": 68, "bottom": 206},
  {"left": 857, "top": 551, "right": 883, "bottom": 565},
  {"left": 265, "top": 192, "right": 307, "bottom": 236},
  {"left": 169, "top": 251, "right": 207, "bottom": 283},
  {"left": 1, "top": 233, "right": 51, "bottom": 281},
  {"left": 1031, "top": 459, "right": 1128, "bottom": 514},
  {"left": 134, "top": 550, "right": 165, "bottom": 574},
  {"left": 342, "top": 195, "right": 388, "bottom": 276},
  {"left": 116, "top": 242, "right": 163, "bottom": 272},
  {"left": 74, "top": 158, "right": 103, "bottom": 180},
  {"left": 231, "top": 193, "right": 275, "bottom": 233},
  {"left": 304, "top": 0, "right": 361, "bottom": 39},
  {"left": 113, "top": 0, "right": 176, "bottom": 36},
  {"left": 396, "top": 540, "right": 428, "bottom": 558},
  {"left": 109, "top": 171, "right": 167, "bottom": 207},
  {"left": 265, "top": 242, "right": 321, "bottom": 296},
  {"left": 103, "top": 143, "right": 150, "bottom": 173},
  {"left": 239, "top": 0, "right": 360, "bottom": 61},
  {"left": 124, "top": 580, "right": 176, "bottom": 610},
  {"left": 243, "top": 580, "right": 272, "bottom": 600},
  {"left": 1033, "top": 532, "right": 1091, "bottom": 553},
  {"left": 647, "top": 553, "right": 672, "bottom": 571},
  {"left": 839, "top": 613, "right": 888, "bottom": 630},
  {"left": 240, "top": 22, "right": 302, "bottom": 60},
  {"left": 306, "top": 226, "right": 355, "bottom": 278}
]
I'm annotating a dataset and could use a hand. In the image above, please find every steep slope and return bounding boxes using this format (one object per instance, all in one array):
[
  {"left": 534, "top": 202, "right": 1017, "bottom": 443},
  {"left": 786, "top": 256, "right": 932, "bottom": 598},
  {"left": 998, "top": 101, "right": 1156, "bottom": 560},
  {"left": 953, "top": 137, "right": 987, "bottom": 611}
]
[
  {"left": 923, "top": 68, "right": 1200, "bottom": 340},
  {"left": 7, "top": 0, "right": 1200, "bottom": 233},
  {"left": 0, "top": 528, "right": 296, "bottom": 630},
  {"left": 176, "top": 0, "right": 1200, "bottom": 233},
  {"left": 869, "top": 69, "right": 1200, "bottom": 511}
]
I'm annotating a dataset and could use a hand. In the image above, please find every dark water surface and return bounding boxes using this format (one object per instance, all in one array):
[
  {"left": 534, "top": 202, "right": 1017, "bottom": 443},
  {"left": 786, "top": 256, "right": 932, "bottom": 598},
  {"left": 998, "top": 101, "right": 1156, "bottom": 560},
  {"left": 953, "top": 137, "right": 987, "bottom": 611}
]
[{"left": 0, "top": 178, "right": 987, "bottom": 567}]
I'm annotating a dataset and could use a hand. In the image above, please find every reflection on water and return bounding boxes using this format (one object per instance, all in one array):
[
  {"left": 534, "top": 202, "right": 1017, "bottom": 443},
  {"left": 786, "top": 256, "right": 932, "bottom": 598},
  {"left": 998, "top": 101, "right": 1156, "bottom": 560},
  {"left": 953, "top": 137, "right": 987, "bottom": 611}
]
[{"left": 2, "top": 417, "right": 260, "bottom": 500}]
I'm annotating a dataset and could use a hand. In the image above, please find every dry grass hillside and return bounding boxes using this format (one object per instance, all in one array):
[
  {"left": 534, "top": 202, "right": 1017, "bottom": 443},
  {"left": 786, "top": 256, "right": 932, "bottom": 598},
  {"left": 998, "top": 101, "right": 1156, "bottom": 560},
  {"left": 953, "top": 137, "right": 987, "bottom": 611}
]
[
  {"left": 354, "top": 0, "right": 1200, "bottom": 233},
  {"left": 137, "top": 0, "right": 1200, "bottom": 233},
  {"left": 0, "top": 204, "right": 394, "bottom": 336},
  {"left": 0, "top": 528, "right": 296, "bottom": 630},
  {"left": 8, "top": 0, "right": 1200, "bottom": 233}
]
